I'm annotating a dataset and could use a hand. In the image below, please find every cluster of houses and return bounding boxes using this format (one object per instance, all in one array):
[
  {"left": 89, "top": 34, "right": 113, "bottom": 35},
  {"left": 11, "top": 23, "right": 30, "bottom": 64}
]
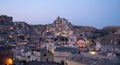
[
  {"left": 0, "top": 15, "right": 120, "bottom": 65},
  {"left": 0, "top": 15, "right": 33, "bottom": 45}
]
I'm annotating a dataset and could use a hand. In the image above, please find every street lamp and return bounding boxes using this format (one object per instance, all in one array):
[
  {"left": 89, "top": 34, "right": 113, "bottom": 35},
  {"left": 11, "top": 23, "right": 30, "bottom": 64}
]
[
  {"left": 5, "top": 58, "right": 13, "bottom": 65},
  {"left": 90, "top": 50, "right": 97, "bottom": 55},
  {"left": 10, "top": 27, "right": 14, "bottom": 30}
]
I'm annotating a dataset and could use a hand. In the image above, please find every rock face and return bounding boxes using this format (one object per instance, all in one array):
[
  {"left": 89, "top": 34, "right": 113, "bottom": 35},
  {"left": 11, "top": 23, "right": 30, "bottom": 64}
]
[
  {"left": 33, "top": 17, "right": 73, "bottom": 37},
  {"left": 33, "top": 17, "right": 97, "bottom": 37},
  {"left": 72, "top": 25, "right": 97, "bottom": 37},
  {"left": 29, "top": 17, "right": 120, "bottom": 45},
  {"left": 48, "top": 17, "right": 72, "bottom": 37},
  {"left": 102, "top": 26, "right": 120, "bottom": 33}
]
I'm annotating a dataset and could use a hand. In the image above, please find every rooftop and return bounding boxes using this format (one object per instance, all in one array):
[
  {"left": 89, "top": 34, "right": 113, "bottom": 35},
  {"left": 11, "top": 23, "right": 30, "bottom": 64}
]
[
  {"left": 26, "top": 61, "right": 61, "bottom": 65},
  {"left": 54, "top": 47, "right": 78, "bottom": 54}
]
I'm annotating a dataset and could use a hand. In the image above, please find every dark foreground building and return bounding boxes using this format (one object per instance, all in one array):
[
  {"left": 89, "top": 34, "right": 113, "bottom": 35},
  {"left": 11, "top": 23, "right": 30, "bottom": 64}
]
[{"left": 0, "top": 46, "right": 13, "bottom": 65}]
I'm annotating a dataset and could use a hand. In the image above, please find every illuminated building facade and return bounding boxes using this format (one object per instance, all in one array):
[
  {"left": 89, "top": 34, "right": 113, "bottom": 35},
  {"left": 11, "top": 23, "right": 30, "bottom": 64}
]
[{"left": 0, "top": 46, "right": 13, "bottom": 65}]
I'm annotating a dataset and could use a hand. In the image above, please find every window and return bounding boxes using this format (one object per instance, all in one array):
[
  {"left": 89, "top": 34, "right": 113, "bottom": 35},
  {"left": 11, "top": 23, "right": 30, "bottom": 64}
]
[
  {"left": 0, "top": 20, "right": 4, "bottom": 25},
  {"left": 43, "top": 54, "right": 46, "bottom": 56},
  {"left": 27, "top": 56, "right": 30, "bottom": 58}
]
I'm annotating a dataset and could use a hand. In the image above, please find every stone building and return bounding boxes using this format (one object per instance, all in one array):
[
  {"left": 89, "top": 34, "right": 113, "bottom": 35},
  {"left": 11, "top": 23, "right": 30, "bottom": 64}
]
[
  {"left": 54, "top": 47, "right": 78, "bottom": 63},
  {"left": 0, "top": 15, "right": 13, "bottom": 25},
  {"left": 14, "top": 46, "right": 54, "bottom": 62}
]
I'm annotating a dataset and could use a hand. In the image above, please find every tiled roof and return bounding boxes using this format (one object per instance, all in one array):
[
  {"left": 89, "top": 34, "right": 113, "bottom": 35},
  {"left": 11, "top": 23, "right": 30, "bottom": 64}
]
[
  {"left": 54, "top": 47, "right": 78, "bottom": 53},
  {"left": 26, "top": 61, "right": 61, "bottom": 65},
  {"left": 31, "top": 48, "right": 47, "bottom": 52}
]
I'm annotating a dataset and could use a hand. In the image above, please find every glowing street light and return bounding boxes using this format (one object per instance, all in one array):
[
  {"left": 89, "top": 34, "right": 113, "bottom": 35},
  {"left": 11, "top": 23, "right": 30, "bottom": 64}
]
[
  {"left": 10, "top": 27, "right": 14, "bottom": 30},
  {"left": 90, "top": 50, "right": 97, "bottom": 55},
  {"left": 5, "top": 58, "right": 13, "bottom": 65},
  {"left": 9, "top": 35, "right": 13, "bottom": 38}
]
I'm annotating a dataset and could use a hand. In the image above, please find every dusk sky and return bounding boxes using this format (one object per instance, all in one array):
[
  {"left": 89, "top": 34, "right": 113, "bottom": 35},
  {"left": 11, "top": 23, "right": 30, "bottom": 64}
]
[{"left": 0, "top": 0, "right": 120, "bottom": 28}]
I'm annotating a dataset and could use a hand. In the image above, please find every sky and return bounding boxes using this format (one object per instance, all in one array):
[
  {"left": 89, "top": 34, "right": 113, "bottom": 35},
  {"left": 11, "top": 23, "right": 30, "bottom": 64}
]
[{"left": 0, "top": 0, "right": 120, "bottom": 29}]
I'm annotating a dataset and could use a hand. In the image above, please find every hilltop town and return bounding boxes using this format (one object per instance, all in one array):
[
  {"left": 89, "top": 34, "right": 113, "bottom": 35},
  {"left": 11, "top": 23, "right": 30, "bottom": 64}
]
[{"left": 0, "top": 15, "right": 120, "bottom": 65}]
